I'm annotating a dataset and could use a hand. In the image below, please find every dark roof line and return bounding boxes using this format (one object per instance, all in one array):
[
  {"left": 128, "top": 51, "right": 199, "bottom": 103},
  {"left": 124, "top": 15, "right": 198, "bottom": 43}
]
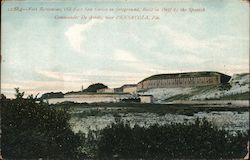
[
  {"left": 138, "top": 71, "right": 230, "bottom": 84},
  {"left": 121, "top": 84, "right": 137, "bottom": 88}
]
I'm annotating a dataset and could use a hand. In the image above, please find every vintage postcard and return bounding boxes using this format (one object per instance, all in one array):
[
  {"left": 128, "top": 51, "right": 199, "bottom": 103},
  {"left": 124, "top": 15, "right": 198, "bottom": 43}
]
[{"left": 1, "top": 0, "right": 249, "bottom": 159}]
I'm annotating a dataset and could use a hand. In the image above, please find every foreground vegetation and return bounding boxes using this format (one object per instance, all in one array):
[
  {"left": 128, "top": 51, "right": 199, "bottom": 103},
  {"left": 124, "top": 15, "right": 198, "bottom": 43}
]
[
  {"left": 1, "top": 89, "right": 248, "bottom": 159},
  {"left": 1, "top": 89, "right": 86, "bottom": 159},
  {"left": 94, "top": 119, "right": 248, "bottom": 159}
]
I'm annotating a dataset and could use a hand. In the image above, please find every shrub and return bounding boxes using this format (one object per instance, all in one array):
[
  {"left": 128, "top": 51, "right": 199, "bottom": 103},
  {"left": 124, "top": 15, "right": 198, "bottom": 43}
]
[
  {"left": 1, "top": 90, "right": 87, "bottom": 159},
  {"left": 121, "top": 97, "right": 140, "bottom": 103},
  {"left": 40, "top": 92, "right": 64, "bottom": 100},
  {"left": 97, "top": 118, "right": 248, "bottom": 159},
  {"left": 84, "top": 83, "right": 108, "bottom": 92}
]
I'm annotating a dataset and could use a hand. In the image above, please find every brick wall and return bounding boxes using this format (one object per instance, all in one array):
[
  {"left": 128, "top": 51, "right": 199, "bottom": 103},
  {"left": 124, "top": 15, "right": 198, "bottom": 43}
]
[{"left": 137, "top": 75, "right": 221, "bottom": 90}]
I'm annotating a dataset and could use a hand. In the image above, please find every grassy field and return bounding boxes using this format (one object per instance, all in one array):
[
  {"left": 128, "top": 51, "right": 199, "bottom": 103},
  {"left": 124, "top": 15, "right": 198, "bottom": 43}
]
[
  {"left": 51, "top": 102, "right": 249, "bottom": 117},
  {"left": 164, "top": 94, "right": 192, "bottom": 101},
  {"left": 207, "top": 92, "right": 250, "bottom": 100}
]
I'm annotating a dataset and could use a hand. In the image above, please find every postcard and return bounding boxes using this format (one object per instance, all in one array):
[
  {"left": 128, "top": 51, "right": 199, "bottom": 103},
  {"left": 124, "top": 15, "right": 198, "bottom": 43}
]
[{"left": 1, "top": 0, "right": 249, "bottom": 159}]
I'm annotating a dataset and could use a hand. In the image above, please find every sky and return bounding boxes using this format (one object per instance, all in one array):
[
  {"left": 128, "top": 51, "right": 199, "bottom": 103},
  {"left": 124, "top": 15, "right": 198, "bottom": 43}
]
[{"left": 1, "top": 0, "right": 249, "bottom": 97}]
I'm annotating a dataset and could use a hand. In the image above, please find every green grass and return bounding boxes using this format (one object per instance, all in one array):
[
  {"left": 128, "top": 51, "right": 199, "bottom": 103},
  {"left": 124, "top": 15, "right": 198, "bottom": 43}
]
[
  {"left": 52, "top": 102, "right": 249, "bottom": 117},
  {"left": 208, "top": 92, "right": 250, "bottom": 100},
  {"left": 191, "top": 85, "right": 218, "bottom": 94},
  {"left": 165, "top": 94, "right": 192, "bottom": 101}
]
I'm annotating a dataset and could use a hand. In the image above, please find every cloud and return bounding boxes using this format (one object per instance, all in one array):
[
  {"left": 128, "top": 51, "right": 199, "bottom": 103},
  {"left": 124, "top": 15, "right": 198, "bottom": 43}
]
[
  {"left": 112, "top": 49, "right": 139, "bottom": 62},
  {"left": 65, "top": 20, "right": 104, "bottom": 53},
  {"left": 158, "top": 25, "right": 249, "bottom": 61},
  {"left": 35, "top": 68, "right": 149, "bottom": 88},
  {"left": 1, "top": 80, "right": 84, "bottom": 98},
  {"left": 36, "top": 70, "right": 82, "bottom": 82},
  {"left": 161, "top": 26, "right": 207, "bottom": 52},
  {"left": 224, "top": 64, "right": 249, "bottom": 75},
  {"left": 111, "top": 49, "right": 170, "bottom": 74},
  {"left": 1, "top": 68, "right": 151, "bottom": 98}
]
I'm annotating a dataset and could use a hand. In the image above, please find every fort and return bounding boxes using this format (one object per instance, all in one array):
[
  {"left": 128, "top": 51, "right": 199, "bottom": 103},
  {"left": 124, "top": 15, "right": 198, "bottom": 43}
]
[{"left": 137, "top": 71, "right": 231, "bottom": 91}]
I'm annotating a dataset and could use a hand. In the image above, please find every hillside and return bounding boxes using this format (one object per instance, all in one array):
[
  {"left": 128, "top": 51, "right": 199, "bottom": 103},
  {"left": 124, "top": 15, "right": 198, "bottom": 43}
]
[{"left": 138, "top": 73, "right": 249, "bottom": 103}]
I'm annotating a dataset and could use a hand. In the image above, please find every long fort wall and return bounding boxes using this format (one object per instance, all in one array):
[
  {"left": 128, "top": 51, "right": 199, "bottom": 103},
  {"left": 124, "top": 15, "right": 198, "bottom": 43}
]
[{"left": 137, "top": 72, "right": 231, "bottom": 90}]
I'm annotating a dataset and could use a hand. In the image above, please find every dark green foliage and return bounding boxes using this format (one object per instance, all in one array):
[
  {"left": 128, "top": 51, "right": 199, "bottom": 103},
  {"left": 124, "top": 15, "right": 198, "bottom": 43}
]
[
  {"left": 40, "top": 91, "right": 64, "bottom": 100},
  {"left": 97, "top": 119, "right": 248, "bottom": 159},
  {"left": 175, "top": 108, "right": 195, "bottom": 116},
  {"left": 63, "top": 83, "right": 108, "bottom": 95},
  {"left": 121, "top": 97, "right": 140, "bottom": 103},
  {"left": 0, "top": 94, "right": 6, "bottom": 100},
  {"left": 14, "top": 88, "right": 25, "bottom": 99},
  {"left": 84, "top": 83, "right": 108, "bottom": 92},
  {"left": 1, "top": 89, "right": 86, "bottom": 159}
]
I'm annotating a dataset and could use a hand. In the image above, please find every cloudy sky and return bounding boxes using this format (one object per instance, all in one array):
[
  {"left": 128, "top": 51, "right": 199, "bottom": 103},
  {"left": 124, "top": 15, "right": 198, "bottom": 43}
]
[{"left": 1, "top": 0, "right": 249, "bottom": 97}]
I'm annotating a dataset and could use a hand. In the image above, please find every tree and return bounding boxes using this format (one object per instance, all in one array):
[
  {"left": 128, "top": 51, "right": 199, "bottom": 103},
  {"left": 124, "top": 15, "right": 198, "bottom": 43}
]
[
  {"left": 0, "top": 93, "right": 6, "bottom": 100},
  {"left": 1, "top": 89, "right": 86, "bottom": 159},
  {"left": 14, "top": 87, "right": 24, "bottom": 99},
  {"left": 40, "top": 92, "right": 64, "bottom": 100},
  {"left": 84, "top": 83, "right": 108, "bottom": 92}
]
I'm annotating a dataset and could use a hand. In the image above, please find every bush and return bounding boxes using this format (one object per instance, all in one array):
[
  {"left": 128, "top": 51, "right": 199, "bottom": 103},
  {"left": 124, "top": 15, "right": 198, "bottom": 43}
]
[
  {"left": 40, "top": 92, "right": 64, "bottom": 100},
  {"left": 84, "top": 83, "right": 108, "bottom": 92},
  {"left": 96, "top": 119, "right": 248, "bottom": 159},
  {"left": 1, "top": 89, "right": 87, "bottom": 159},
  {"left": 121, "top": 97, "right": 140, "bottom": 103}
]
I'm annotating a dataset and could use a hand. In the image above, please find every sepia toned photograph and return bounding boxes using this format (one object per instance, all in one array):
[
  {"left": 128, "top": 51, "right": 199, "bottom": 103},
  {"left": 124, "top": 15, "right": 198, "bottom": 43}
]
[{"left": 1, "top": 0, "right": 249, "bottom": 159}]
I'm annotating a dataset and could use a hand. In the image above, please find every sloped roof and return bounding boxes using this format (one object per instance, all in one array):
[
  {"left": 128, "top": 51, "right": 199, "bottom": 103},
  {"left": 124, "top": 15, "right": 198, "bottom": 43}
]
[
  {"left": 121, "top": 84, "right": 137, "bottom": 88},
  {"left": 138, "top": 71, "right": 230, "bottom": 83}
]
